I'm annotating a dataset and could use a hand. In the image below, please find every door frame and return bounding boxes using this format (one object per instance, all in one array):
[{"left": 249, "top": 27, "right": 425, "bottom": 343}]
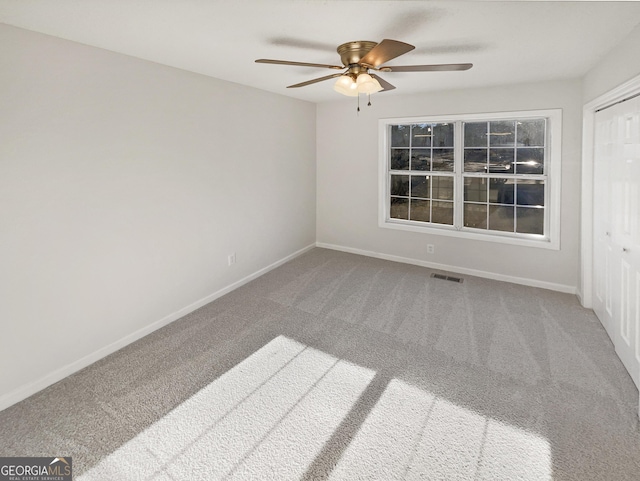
[{"left": 580, "top": 73, "right": 640, "bottom": 308}]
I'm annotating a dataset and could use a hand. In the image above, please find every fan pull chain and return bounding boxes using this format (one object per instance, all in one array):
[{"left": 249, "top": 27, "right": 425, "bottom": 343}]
[
  {"left": 368, "top": 94, "right": 372, "bottom": 107},
  {"left": 357, "top": 94, "right": 360, "bottom": 114}
]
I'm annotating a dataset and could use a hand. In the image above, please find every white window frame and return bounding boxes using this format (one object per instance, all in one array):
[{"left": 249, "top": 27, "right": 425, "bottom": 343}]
[{"left": 378, "top": 109, "right": 562, "bottom": 250}]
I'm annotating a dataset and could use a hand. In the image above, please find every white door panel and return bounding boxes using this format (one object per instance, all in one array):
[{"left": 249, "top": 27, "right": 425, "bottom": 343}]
[
  {"left": 593, "top": 96, "right": 640, "bottom": 390},
  {"left": 636, "top": 273, "right": 640, "bottom": 365},
  {"left": 593, "top": 115, "right": 614, "bottom": 338}
]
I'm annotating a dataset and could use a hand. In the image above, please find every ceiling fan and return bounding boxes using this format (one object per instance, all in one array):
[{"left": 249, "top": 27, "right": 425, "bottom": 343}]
[{"left": 256, "top": 39, "right": 472, "bottom": 97}]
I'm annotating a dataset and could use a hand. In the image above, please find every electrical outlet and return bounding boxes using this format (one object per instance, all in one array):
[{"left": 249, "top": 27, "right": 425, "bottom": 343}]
[
  {"left": 228, "top": 253, "right": 236, "bottom": 266},
  {"left": 427, "top": 244, "right": 435, "bottom": 254}
]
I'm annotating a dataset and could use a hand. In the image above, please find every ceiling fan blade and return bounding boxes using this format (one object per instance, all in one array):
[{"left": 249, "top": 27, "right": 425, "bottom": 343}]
[
  {"left": 359, "top": 39, "right": 415, "bottom": 68},
  {"left": 370, "top": 74, "right": 396, "bottom": 92},
  {"left": 287, "top": 73, "right": 344, "bottom": 88},
  {"left": 384, "top": 63, "right": 473, "bottom": 72},
  {"left": 256, "top": 59, "right": 343, "bottom": 69}
]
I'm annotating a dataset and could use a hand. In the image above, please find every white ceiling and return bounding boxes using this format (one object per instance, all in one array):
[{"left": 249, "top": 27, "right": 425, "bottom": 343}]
[{"left": 1, "top": 1, "right": 640, "bottom": 103}]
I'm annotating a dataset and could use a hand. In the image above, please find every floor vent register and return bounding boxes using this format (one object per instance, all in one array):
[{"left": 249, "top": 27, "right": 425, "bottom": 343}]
[{"left": 431, "top": 273, "right": 464, "bottom": 283}]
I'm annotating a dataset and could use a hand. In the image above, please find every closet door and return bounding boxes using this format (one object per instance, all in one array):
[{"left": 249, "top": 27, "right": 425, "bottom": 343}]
[
  {"left": 593, "top": 96, "right": 640, "bottom": 390},
  {"left": 593, "top": 115, "right": 614, "bottom": 338}
]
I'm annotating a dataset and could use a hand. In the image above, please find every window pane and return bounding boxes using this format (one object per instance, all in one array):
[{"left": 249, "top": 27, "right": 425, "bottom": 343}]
[
  {"left": 411, "top": 149, "right": 430, "bottom": 171},
  {"left": 517, "top": 119, "right": 545, "bottom": 147},
  {"left": 464, "top": 177, "right": 487, "bottom": 202},
  {"left": 489, "top": 148, "right": 514, "bottom": 173},
  {"left": 432, "top": 201, "right": 454, "bottom": 225},
  {"left": 464, "top": 122, "right": 487, "bottom": 147},
  {"left": 432, "top": 149, "right": 454, "bottom": 171},
  {"left": 391, "top": 149, "right": 409, "bottom": 170},
  {"left": 433, "top": 123, "right": 454, "bottom": 147},
  {"left": 515, "top": 148, "right": 544, "bottom": 174},
  {"left": 432, "top": 176, "right": 454, "bottom": 200},
  {"left": 391, "top": 125, "right": 410, "bottom": 147},
  {"left": 489, "top": 120, "right": 515, "bottom": 147},
  {"left": 489, "top": 205, "right": 514, "bottom": 232},
  {"left": 490, "top": 178, "right": 514, "bottom": 204},
  {"left": 410, "top": 175, "right": 430, "bottom": 198},
  {"left": 464, "top": 148, "right": 487, "bottom": 172},
  {"left": 516, "top": 207, "right": 544, "bottom": 234},
  {"left": 390, "top": 197, "right": 409, "bottom": 219},
  {"left": 412, "top": 124, "right": 432, "bottom": 147},
  {"left": 464, "top": 203, "right": 488, "bottom": 228},
  {"left": 390, "top": 175, "right": 409, "bottom": 196},
  {"left": 410, "top": 199, "right": 430, "bottom": 222},
  {"left": 516, "top": 180, "right": 544, "bottom": 206}
]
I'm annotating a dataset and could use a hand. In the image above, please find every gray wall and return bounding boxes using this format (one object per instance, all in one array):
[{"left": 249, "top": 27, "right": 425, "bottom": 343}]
[
  {"left": 316, "top": 79, "right": 583, "bottom": 291},
  {"left": 583, "top": 23, "right": 640, "bottom": 103},
  {"left": 0, "top": 25, "right": 317, "bottom": 407}
]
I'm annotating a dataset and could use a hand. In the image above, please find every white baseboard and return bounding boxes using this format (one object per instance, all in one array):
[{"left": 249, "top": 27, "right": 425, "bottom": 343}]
[
  {"left": 316, "top": 242, "right": 577, "bottom": 295},
  {"left": 0, "top": 243, "right": 315, "bottom": 413},
  {"left": 576, "top": 288, "right": 588, "bottom": 308}
]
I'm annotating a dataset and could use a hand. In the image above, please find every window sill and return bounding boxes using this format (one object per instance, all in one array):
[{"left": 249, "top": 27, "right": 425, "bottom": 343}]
[{"left": 380, "top": 218, "right": 559, "bottom": 250}]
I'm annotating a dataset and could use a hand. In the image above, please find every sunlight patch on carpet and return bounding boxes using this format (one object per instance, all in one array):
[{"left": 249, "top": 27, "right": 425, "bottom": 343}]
[
  {"left": 78, "top": 335, "right": 375, "bottom": 480},
  {"left": 328, "top": 378, "right": 551, "bottom": 481}
]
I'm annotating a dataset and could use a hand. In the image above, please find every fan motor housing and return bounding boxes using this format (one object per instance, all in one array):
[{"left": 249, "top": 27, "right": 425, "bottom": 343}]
[{"left": 337, "top": 41, "right": 377, "bottom": 66}]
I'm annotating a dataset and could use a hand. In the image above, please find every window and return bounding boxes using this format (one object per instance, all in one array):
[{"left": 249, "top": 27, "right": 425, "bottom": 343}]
[{"left": 379, "top": 110, "right": 561, "bottom": 249}]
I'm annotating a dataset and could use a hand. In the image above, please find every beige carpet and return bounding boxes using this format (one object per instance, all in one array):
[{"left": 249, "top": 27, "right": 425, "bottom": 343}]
[{"left": 1, "top": 248, "right": 638, "bottom": 480}]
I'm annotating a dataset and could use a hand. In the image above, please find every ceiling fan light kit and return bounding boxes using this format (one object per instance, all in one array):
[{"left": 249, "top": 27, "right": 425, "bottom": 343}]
[
  {"left": 333, "top": 73, "right": 382, "bottom": 96},
  {"left": 256, "top": 38, "right": 472, "bottom": 108}
]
